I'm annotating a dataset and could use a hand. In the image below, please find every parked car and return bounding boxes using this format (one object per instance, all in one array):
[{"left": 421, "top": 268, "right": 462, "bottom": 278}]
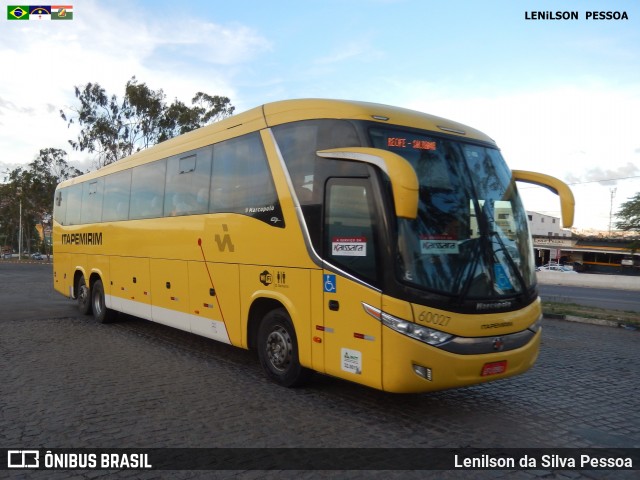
[
  {"left": 536, "top": 264, "right": 577, "bottom": 273},
  {"left": 564, "top": 261, "right": 586, "bottom": 272},
  {"left": 621, "top": 256, "right": 636, "bottom": 267},
  {"left": 30, "top": 252, "right": 43, "bottom": 260}
]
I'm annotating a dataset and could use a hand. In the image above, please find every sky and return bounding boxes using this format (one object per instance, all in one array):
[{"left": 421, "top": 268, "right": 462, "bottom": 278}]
[{"left": 1, "top": 0, "right": 639, "bottom": 233}]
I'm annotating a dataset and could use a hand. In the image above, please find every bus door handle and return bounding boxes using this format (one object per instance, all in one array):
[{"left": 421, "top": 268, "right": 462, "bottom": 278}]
[{"left": 328, "top": 300, "right": 340, "bottom": 311}]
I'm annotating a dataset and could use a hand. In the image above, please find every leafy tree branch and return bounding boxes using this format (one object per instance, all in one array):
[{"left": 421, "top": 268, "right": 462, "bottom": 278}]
[{"left": 60, "top": 77, "right": 235, "bottom": 168}]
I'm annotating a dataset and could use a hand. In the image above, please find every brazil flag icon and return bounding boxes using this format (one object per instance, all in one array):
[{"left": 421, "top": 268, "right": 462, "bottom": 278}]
[{"left": 8, "top": 6, "right": 30, "bottom": 20}]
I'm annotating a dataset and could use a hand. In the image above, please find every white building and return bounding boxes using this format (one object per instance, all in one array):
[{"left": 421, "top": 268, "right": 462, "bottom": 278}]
[{"left": 526, "top": 211, "right": 572, "bottom": 238}]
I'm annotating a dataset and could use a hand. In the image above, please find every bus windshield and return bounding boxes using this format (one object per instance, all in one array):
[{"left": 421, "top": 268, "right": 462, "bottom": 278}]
[{"left": 370, "top": 128, "right": 536, "bottom": 300}]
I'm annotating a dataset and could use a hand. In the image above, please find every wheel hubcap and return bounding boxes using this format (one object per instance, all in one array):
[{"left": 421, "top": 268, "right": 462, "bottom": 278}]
[{"left": 266, "top": 326, "right": 292, "bottom": 372}]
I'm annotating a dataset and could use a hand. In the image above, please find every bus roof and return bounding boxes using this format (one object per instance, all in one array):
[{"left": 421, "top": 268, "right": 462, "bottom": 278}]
[
  {"left": 57, "top": 98, "right": 496, "bottom": 188},
  {"left": 263, "top": 99, "right": 494, "bottom": 143}
]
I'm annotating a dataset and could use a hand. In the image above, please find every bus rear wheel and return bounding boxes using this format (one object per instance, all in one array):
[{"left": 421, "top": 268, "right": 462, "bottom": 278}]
[
  {"left": 257, "top": 308, "right": 312, "bottom": 387},
  {"left": 91, "top": 279, "right": 116, "bottom": 324},
  {"left": 77, "top": 274, "right": 91, "bottom": 315}
]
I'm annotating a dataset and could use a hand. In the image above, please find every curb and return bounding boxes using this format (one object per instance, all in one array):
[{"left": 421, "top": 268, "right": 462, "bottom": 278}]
[
  {"left": 544, "top": 313, "right": 638, "bottom": 331},
  {"left": 1, "top": 260, "right": 52, "bottom": 265}
]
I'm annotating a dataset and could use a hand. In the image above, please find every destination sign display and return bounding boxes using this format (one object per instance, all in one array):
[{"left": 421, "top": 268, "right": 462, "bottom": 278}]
[{"left": 386, "top": 137, "right": 437, "bottom": 151}]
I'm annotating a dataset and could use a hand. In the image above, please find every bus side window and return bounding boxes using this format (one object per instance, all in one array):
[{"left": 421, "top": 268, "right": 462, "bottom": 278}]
[
  {"left": 81, "top": 179, "right": 104, "bottom": 224},
  {"left": 324, "top": 179, "right": 379, "bottom": 285},
  {"left": 102, "top": 170, "right": 132, "bottom": 222},
  {"left": 273, "top": 119, "right": 361, "bottom": 207},
  {"left": 53, "top": 189, "right": 66, "bottom": 225},
  {"left": 165, "top": 148, "right": 212, "bottom": 216},
  {"left": 130, "top": 160, "right": 166, "bottom": 219},
  {"left": 210, "top": 142, "right": 236, "bottom": 211},
  {"left": 65, "top": 184, "right": 83, "bottom": 225},
  {"left": 210, "top": 132, "right": 280, "bottom": 223}
]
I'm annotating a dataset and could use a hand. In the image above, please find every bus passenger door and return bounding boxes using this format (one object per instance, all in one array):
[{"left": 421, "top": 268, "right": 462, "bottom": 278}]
[{"left": 322, "top": 178, "right": 383, "bottom": 390}]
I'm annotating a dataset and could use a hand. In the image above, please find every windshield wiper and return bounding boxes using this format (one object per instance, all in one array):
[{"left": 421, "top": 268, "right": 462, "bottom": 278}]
[
  {"left": 453, "top": 236, "right": 483, "bottom": 302},
  {"left": 455, "top": 201, "right": 526, "bottom": 303}
]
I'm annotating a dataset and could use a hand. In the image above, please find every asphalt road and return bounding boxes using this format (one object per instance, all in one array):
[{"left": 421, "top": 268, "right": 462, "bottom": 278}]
[
  {"left": 538, "top": 284, "right": 640, "bottom": 313},
  {"left": 1, "top": 262, "right": 639, "bottom": 479}
]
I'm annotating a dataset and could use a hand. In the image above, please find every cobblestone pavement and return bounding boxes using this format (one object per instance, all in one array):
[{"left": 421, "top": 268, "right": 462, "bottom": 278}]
[{"left": 1, "top": 263, "right": 638, "bottom": 479}]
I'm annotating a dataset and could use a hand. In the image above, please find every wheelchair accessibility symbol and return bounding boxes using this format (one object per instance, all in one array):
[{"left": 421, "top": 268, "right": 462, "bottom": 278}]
[{"left": 324, "top": 274, "right": 337, "bottom": 293}]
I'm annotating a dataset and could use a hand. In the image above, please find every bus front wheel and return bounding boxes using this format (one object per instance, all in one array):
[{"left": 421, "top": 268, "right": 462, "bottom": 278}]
[
  {"left": 77, "top": 274, "right": 91, "bottom": 315},
  {"left": 91, "top": 279, "right": 116, "bottom": 324},
  {"left": 257, "top": 308, "right": 312, "bottom": 387}
]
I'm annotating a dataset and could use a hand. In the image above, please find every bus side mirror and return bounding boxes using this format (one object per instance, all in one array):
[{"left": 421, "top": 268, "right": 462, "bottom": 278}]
[
  {"left": 317, "top": 147, "right": 419, "bottom": 220},
  {"left": 512, "top": 170, "right": 575, "bottom": 228}
]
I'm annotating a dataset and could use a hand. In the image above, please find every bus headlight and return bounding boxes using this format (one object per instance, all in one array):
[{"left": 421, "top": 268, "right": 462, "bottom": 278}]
[
  {"left": 381, "top": 311, "right": 453, "bottom": 346},
  {"left": 361, "top": 302, "right": 453, "bottom": 346},
  {"left": 528, "top": 314, "right": 543, "bottom": 333}
]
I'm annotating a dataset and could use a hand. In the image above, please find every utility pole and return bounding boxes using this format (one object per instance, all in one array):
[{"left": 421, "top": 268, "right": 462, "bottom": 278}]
[
  {"left": 608, "top": 187, "right": 617, "bottom": 236},
  {"left": 18, "top": 186, "right": 23, "bottom": 262}
]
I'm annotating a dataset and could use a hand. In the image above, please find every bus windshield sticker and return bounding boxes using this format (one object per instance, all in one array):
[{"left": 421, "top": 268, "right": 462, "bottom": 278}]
[
  {"left": 494, "top": 264, "right": 513, "bottom": 291},
  {"left": 331, "top": 236, "right": 367, "bottom": 257},
  {"left": 419, "top": 235, "right": 459, "bottom": 255},
  {"left": 341, "top": 348, "right": 362, "bottom": 375}
]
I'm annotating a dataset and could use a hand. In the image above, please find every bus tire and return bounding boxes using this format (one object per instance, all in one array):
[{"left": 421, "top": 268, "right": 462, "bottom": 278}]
[
  {"left": 257, "top": 308, "right": 312, "bottom": 387},
  {"left": 77, "top": 274, "right": 92, "bottom": 315},
  {"left": 91, "top": 279, "right": 116, "bottom": 324}
]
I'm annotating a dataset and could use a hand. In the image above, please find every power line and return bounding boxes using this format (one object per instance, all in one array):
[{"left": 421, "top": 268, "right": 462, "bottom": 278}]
[
  {"left": 566, "top": 175, "right": 640, "bottom": 186},
  {"left": 518, "top": 175, "right": 640, "bottom": 190}
]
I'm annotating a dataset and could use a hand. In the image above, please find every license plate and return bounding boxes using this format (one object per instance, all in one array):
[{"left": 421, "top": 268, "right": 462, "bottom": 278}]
[{"left": 481, "top": 360, "right": 507, "bottom": 377}]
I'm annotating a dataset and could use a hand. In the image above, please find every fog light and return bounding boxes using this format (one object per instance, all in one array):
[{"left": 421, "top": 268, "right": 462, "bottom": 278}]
[{"left": 413, "top": 364, "right": 432, "bottom": 381}]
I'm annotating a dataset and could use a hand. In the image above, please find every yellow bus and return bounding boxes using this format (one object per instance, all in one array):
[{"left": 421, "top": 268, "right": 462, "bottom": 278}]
[{"left": 53, "top": 99, "right": 574, "bottom": 393}]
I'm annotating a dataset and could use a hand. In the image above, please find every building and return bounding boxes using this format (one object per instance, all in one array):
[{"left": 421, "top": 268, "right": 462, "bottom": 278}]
[
  {"left": 527, "top": 211, "right": 572, "bottom": 238},
  {"left": 527, "top": 211, "right": 640, "bottom": 275}
]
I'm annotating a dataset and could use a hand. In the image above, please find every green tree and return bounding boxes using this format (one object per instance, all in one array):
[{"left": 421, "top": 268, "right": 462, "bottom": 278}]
[
  {"left": 60, "top": 77, "right": 235, "bottom": 167},
  {"left": 1, "top": 149, "right": 81, "bottom": 256},
  {"left": 615, "top": 192, "right": 640, "bottom": 233}
]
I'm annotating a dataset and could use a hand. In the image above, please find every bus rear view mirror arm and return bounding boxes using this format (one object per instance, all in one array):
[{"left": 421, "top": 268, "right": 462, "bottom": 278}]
[
  {"left": 512, "top": 170, "right": 575, "bottom": 228},
  {"left": 317, "top": 147, "right": 419, "bottom": 220}
]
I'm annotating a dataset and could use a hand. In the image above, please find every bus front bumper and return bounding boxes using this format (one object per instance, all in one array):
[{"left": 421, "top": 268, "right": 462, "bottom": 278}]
[{"left": 381, "top": 327, "right": 541, "bottom": 393}]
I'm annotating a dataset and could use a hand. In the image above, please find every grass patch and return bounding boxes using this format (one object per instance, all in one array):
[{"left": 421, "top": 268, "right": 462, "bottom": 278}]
[{"left": 542, "top": 301, "right": 640, "bottom": 326}]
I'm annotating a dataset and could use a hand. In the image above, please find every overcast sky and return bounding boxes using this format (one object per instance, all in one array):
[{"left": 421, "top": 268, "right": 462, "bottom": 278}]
[{"left": 1, "top": 0, "right": 638, "bottom": 232}]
